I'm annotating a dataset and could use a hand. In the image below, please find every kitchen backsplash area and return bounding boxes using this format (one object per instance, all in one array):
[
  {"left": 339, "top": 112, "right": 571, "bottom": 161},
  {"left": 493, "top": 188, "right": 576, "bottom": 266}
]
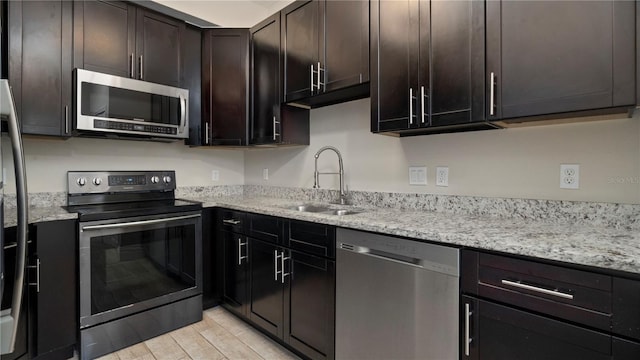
[{"left": 245, "top": 98, "right": 640, "bottom": 205}]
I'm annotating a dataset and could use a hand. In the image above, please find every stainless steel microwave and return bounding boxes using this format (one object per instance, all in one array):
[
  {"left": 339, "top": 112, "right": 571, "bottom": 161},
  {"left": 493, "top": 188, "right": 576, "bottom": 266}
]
[{"left": 74, "top": 69, "right": 189, "bottom": 140}]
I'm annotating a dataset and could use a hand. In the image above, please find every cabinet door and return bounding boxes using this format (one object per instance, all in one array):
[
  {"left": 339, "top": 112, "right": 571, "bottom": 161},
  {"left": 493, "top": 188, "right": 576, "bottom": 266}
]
[
  {"left": 31, "top": 220, "right": 76, "bottom": 359},
  {"left": 222, "top": 231, "right": 249, "bottom": 317},
  {"left": 282, "top": 0, "right": 319, "bottom": 103},
  {"left": 462, "top": 296, "right": 614, "bottom": 360},
  {"left": 285, "top": 251, "right": 335, "bottom": 360},
  {"left": 8, "top": 0, "right": 72, "bottom": 136},
  {"left": 321, "top": 0, "right": 369, "bottom": 93},
  {"left": 250, "top": 14, "right": 281, "bottom": 145},
  {"left": 486, "top": 1, "right": 635, "bottom": 120},
  {"left": 73, "top": 0, "right": 135, "bottom": 78},
  {"left": 371, "top": 0, "right": 420, "bottom": 132},
  {"left": 248, "top": 239, "right": 284, "bottom": 338},
  {"left": 428, "top": 0, "right": 484, "bottom": 127},
  {"left": 203, "top": 29, "right": 249, "bottom": 146},
  {"left": 136, "top": 9, "right": 183, "bottom": 87}
]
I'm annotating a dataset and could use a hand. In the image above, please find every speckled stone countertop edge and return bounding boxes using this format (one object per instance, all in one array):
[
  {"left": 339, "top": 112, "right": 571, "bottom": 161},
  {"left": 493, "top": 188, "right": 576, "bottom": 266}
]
[{"left": 189, "top": 195, "right": 640, "bottom": 277}]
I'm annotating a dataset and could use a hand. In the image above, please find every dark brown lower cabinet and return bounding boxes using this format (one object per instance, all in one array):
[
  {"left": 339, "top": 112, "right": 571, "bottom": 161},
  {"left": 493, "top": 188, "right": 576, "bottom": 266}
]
[
  {"left": 29, "top": 220, "right": 77, "bottom": 360},
  {"left": 285, "top": 250, "right": 335, "bottom": 360},
  {"left": 461, "top": 296, "right": 640, "bottom": 359},
  {"left": 248, "top": 238, "right": 285, "bottom": 338},
  {"left": 221, "top": 230, "right": 249, "bottom": 317}
]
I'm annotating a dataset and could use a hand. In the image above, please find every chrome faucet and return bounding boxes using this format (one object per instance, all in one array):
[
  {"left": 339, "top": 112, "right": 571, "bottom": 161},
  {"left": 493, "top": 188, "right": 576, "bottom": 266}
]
[{"left": 313, "top": 146, "right": 347, "bottom": 205}]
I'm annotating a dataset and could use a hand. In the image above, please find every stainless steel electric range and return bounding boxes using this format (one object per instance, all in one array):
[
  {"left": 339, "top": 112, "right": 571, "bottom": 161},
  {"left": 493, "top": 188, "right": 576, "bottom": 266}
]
[{"left": 67, "top": 171, "right": 203, "bottom": 360}]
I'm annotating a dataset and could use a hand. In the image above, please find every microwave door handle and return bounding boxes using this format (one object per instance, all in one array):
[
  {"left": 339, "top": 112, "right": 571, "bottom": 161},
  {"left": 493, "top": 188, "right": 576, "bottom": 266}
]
[{"left": 180, "top": 96, "right": 186, "bottom": 133}]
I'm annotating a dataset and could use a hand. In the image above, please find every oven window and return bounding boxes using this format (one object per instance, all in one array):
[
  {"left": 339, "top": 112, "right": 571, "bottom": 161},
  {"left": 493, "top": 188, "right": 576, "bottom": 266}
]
[
  {"left": 81, "top": 82, "right": 180, "bottom": 125},
  {"left": 90, "top": 224, "right": 196, "bottom": 315}
]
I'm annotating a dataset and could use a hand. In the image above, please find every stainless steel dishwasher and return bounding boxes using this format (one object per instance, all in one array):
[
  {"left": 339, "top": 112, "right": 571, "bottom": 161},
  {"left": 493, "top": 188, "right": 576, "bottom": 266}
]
[{"left": 336, "top": 228, "right": 460, "bottom": 360}]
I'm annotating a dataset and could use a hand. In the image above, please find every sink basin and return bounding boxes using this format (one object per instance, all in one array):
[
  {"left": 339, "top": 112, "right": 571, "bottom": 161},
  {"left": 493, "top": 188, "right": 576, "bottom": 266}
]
[
  {"left": 290, "top": 204, "right": 331, "bottom": 212},
  {"left": 285, "top": 203, "right": 363, "bottom": 216}
]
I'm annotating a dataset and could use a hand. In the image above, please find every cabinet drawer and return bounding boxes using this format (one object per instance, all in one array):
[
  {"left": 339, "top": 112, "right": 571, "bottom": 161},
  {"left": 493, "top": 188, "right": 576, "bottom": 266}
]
[
  {"left": 286, "top": 220, "right": 336, "bottom": 259},
  {"left": 247, "top": 213, "right": 283, "bottom": 244},
  {"left": 476, "top": 252, "right": 613, "bottom": 331},
  {"left": 219, "top": 209, "right": 246, "bottom": 233}
]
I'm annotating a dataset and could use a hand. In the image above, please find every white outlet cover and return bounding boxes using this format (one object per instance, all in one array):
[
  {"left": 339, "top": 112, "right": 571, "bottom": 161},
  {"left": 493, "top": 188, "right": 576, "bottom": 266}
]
[
  {"left": 436, "top": 167, "right": 449, "bottom": 187},
  {"left": 211, "top": 170, "right": 220, "bottom": 181},
  {"left": 409, "top": 166, "right": 427, "bottom": 186},
  {"left": 263, "top": 168, "right": 269, "bottom": 181},
  {"left": 560, "top": 164, "right": 580, "bottom": 189}
]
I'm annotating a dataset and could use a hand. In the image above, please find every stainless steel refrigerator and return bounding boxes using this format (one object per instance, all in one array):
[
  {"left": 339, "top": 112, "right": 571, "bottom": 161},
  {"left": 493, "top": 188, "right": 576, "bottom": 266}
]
[{"left": 1, "top": 1, "right": 30, "bottom": 356}]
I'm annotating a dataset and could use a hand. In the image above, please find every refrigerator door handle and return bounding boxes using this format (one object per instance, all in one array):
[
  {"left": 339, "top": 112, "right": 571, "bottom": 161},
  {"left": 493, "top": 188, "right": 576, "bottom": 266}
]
[{"left": 0, "top": 80, "right": 29, "bottom": 355}]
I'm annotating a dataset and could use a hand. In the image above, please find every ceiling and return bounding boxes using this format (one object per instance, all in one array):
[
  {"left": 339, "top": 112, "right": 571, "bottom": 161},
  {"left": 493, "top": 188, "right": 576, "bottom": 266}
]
[{"left": 152, "top": 0, "right": 296, "bottom": 27}]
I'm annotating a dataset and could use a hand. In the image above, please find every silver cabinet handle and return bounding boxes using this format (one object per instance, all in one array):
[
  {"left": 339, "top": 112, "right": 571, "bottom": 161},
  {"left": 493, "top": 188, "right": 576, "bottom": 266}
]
[
  {"left": 82, "top": 214, "right": 201, "bottom": 231},
  {"left": 28, "top": 258, "right": 41, "bottom": 293},
  {"left": 420, "top": 86, "right": 426, "bottom": 124},
  {"left": 501, "top": 279, "right": 574, "bottom": 300},
  {"left": 272, "top": 115, "right": 280, "bottom": 141},
  {"left": 139, "top": 55, "right": 143, "bottom": 80},
  {"left": 130, "top": 53, "right": 134, "bottom": 78},
  {"left": 204, "top": 122, "right": 209, "bottom": 145},
  {"left": 464, "top": 303, "right": 472, "bottom": 356},
  {"left": 489, "top": 72, "right": 496, "bottom": 116},
  {"left": 317, "top": 62, "right": 323, "bottom": 93},
  {"left": 238, "top": 237, "right": 247, "bottom": 265},
  {"left": 64, "top": 105, "right": 69, "bottom": 134},
  {"left": 409, "top": 88, "right": 414, "bottom": 125},
  {"left": 280, "top": 250, "right": 291, "bottom": 284},
  {"left": 310, "top": 64, "right": 315, "bottom": 93},
  {"left": 274, "top": 250, "right": 282, "bottom": 281},
  {"left": 223, "top": 219, "right": 241, "bottom": 225}
]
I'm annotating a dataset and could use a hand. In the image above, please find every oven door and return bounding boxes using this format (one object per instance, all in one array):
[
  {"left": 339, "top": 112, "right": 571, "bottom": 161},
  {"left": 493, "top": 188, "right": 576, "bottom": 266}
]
[{"left": 78, "top": 211, "right": 201, "bottom": 329}]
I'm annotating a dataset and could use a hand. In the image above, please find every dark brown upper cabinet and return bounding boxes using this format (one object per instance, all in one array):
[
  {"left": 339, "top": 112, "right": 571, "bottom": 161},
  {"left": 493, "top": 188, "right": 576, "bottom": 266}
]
[
  {"left": 183, "top": 24, "right": 203, "bottom": 146},
  {"left": 73, "top": 0, "right": 184, "bottom": 87},
  {"left": 281, "top": 0, "right": 369, "bottom": 109},
  {"left": 371, "top": 0, "right": 487, "bottom": 135},
  {"left": 202, "top": 28, "right": 250, "bottom": 146},
  {"left": 487, "top": 1, "right": 636, "bottom": 122},
  {"left": 8, "top": 0, "right": 73, "bottom": 137},
  {"left": 250, "top": 13, "right": 309, "bottom": 146}
]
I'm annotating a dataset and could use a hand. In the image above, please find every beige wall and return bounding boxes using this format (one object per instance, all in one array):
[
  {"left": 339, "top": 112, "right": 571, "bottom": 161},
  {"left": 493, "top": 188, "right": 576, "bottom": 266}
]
[
  {"left": 1, "top": 137, "right": 244, "bottom": 194},
  {"left": 244, "top": 98, "right": 640, "bottom": 204}
]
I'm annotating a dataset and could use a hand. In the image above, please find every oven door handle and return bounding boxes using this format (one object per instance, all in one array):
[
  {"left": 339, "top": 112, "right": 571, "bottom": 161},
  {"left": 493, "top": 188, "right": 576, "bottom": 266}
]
[{"left": 81, "top": 214, "right": 201, "bottom": 232}]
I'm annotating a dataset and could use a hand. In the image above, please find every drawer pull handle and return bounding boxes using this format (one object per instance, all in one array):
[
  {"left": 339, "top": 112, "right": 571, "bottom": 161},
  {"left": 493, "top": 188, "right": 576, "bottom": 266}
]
[
  {"left": 501, "top": 279, "right": 574, "bottom": 300},
  {"left": 223, "top": 219, "right": 241, "bottom": 225}
]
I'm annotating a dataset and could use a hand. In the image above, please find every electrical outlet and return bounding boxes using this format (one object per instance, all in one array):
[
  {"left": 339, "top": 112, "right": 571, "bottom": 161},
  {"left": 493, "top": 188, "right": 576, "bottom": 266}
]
[
  {"left": 409, "top": 166, "right": 427, "bottom": 185},
  {"left": 211, "top": 170, "right": 220, "bottom": 182},
  {"left": 436, "top": 167, "right": 449, "bottom": 187},
  {"left": 560, "top": 164, "right": 580, "bottom": 189},
  {"left": 263, "top": 168, "right": 269, "bottom": 181}
]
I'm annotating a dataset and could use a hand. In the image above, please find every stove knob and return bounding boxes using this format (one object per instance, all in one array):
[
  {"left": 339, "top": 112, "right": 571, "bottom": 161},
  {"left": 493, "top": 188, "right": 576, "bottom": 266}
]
[
  {"left": 163, "top": 176, "right": 172, "bottom": 184},
  {"left": 151, "top": 176, "right": 160, "bottom": 184},
  {"left": 76, "top": 177, "right": 86, "bottom": 186},
  {"left": 93, "top": 177, "right": 102, "bottom": 186}
]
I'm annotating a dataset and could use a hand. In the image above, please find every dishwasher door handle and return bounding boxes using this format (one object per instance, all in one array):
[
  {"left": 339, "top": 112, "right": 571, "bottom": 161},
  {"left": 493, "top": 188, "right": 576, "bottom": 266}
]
[{"left": 340, "top": 244, "right": 423, "bottom": 269}]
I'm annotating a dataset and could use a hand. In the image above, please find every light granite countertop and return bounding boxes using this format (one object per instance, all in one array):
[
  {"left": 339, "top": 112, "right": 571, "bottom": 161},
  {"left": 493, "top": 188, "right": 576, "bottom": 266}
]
[
  {"left": 189, "top": 196, "right": 640, "bottom": 277},
  {"left": 4, "top": 206, "right": 77, "bottom": 227}
]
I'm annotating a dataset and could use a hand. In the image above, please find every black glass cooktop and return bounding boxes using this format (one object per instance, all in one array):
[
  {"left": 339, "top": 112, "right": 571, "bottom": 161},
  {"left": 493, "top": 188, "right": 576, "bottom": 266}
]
[{"left": 67, "top": 199, "right": 202, "bottom": 221}]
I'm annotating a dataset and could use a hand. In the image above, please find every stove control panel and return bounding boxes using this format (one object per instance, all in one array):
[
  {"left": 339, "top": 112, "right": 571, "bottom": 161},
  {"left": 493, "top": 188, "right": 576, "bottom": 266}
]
[{"left": 67, "top": 171, "right": 176, "bottom": 195}]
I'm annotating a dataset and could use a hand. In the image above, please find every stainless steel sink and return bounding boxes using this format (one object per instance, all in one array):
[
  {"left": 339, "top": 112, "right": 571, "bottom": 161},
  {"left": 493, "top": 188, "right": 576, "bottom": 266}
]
[{"left": 285, "top": 203, "right": 363, "bottom": 216}]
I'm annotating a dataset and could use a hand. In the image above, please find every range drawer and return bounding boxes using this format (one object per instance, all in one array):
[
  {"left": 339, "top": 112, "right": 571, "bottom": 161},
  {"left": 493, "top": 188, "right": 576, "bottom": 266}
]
[
  {"left": 463, "top": 251, "right": 612, "bottom": 332},
  {"left": 219, "top": 209, "right": 247, "bottom": 233},
  {"left": 247, "top": 213, "right": 283, "bottom": 244},
  {"left": 286, "top": 220, "right": 336, "bottom": 259}
]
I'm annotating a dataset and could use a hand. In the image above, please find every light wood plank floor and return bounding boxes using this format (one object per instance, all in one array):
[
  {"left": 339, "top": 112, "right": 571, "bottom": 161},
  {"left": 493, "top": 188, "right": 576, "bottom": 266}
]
[{"left": 95, "top": 307, "right": 301, "bottom": 360}]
